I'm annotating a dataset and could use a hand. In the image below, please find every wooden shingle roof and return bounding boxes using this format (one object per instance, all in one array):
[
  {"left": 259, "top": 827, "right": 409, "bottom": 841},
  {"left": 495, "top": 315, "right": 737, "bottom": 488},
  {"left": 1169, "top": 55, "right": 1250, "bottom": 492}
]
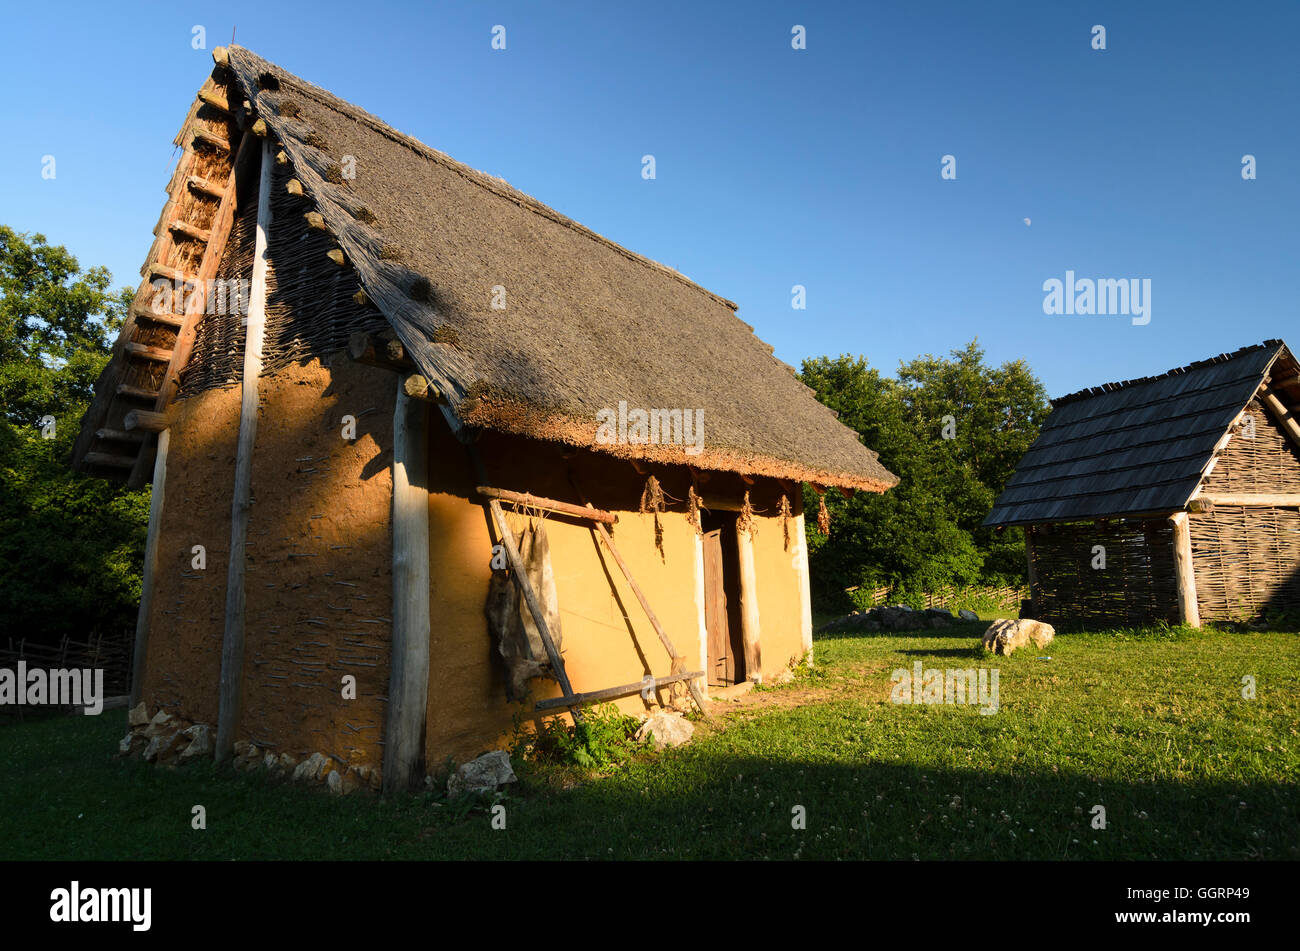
[{"left": 985, "top": 341, "right": 1298, "bottom": 526}]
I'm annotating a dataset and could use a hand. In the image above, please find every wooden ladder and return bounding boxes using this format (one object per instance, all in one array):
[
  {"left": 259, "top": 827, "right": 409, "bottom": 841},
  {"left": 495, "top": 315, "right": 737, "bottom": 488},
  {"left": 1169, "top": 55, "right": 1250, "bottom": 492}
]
[{"left": 72, "top": 68, "right": 250, "bottom": 486}]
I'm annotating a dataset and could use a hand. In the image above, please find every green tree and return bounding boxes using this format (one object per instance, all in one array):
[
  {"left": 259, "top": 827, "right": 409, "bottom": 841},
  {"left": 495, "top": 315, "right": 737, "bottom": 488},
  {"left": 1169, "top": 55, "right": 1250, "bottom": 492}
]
[
  {"left": 0, "top": 226, "right": 147, "bottom": 645},
  {"left": 800, "top": 341, "right": 1049, "bottom": 609}
]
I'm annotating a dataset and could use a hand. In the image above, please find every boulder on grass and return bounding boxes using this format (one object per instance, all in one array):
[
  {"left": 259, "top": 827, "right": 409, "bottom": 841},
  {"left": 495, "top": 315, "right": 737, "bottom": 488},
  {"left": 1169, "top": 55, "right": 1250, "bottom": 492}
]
[
  {"left": 982, "top": 619, "right": 1055, "bottom": 656},
  {"left": 958, "top": 609, "right": 980, "bottom": 622},
  {"left": 292, "top": 751, "right": 328, "bottom": 783},
  {"left": 448, "top": 750, "right": 518, "bottom": 798},
  {"left": 633, "top": 709, "right": 695, "bottom": 750},
  {"left": 118, "top": 732, "right": 147, "bottom": 758}
]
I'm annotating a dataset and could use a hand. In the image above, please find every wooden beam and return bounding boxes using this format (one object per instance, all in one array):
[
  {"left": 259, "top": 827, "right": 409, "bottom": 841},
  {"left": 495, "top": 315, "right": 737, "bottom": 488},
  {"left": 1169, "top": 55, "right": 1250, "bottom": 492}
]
[
  {"left": 533, "top": 671, "right": 705, "bottom": 713},
  {"left": 382, "top": 382, "right": 431, "bottom": 794},
  {"left": 1197, "top": 492, "right": 1300, "bottom": 507},
  {"left": 124, "top": 409, "right": 171, "bottom": 433},
  {"left": 1169, "top": 512, "right": 1202, "bottom": 628},
  {"left": 124, "top": 342, "right": 174, "bottom": 363},
  {"left": 486, "top": 499, "right": 584, "bottom": 724},
  {"left": 130, "top": 428, "right": 169, "bottom": 709},
  {"left": 115, "top": 383, "right": 159, "bottom": 401},
  {"left": 187, "top": 175, "right": 225, "bottom": 199},
  {"left": 1257, "top": 386, "right": 1300, "bottom": 451},
  {"left": 1025, "top": 526, "right": 1039, "bottom": 608},
  {"left": 793, "top": 503, "right": 814, "bottom": 663},
  {"left": 570, "top": 486, "right": 710, "bottom": 716},
  {"left": 83, "top": 451, "right": 135, "bottom": 469},
  {"left": 347, "top": 331, "right": 413, "bottom": 370},
  {"left": 476, "top": 486, "right": 618, "bottom": 525},
  {"left": 736, "top": 522, "right": 763, "bottom": 683},
  {"left": 403, "top": 374, "right": 441, "bottom": 402},
  {"left": 94, "top": 428, "right": 145, "bottom": 444},
  {"left": 215, "top": 140, "right": 274, "bottom": 764}
]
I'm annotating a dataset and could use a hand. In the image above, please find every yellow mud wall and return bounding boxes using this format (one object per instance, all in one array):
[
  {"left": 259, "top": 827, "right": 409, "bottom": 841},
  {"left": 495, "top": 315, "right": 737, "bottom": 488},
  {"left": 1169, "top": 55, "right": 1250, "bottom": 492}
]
[
  {"left": 238, "top": 356, "right": 395, "bottom": 766},
  {"left": 424, "top": 429, "right": 807, "bottom": 765},
  {"left": 140, "top": 383, "right": 240, "bottom": 722},
  {"left": 140, "top": 355, "right": 396, "bottom": 770}
]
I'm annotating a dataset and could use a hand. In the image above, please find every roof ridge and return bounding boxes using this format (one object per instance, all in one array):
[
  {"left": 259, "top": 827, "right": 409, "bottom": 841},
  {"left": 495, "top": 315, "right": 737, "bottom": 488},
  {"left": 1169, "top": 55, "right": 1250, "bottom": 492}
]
[
  {"left": 225, "top": 45, "right": 740, "bottom": 313},
  {"left": 1051, "top": 339, "right": 1286, "bottom": 408}
]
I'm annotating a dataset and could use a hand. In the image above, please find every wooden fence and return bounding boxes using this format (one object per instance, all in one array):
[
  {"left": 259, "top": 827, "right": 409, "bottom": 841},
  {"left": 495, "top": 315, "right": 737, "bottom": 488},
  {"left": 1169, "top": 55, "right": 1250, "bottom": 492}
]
[{"left": 0, "top": 633, "right": 132, "bottom": 718}]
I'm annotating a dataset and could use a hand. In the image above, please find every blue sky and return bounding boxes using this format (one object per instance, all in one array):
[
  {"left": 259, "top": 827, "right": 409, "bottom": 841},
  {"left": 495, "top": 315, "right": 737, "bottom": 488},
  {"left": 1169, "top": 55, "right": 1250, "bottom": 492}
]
[{"left": 1, "top": 0, "right": 1295, "bottom": 398}]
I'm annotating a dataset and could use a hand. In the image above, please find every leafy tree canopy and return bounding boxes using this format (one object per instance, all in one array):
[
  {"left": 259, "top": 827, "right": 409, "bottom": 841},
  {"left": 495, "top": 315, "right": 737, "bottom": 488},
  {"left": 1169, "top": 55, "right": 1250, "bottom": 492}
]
[
  {"left": 0, "top": 226, "right": 146, "bottom": 644},
  {"left": 800, "top": 340, "right": 1049, "bottom": 609}
]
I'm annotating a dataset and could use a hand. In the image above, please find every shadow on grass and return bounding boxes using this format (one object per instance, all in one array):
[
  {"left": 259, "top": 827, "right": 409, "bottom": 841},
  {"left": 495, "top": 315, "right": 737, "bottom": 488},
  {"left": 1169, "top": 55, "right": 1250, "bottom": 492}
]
[{"left": 1, "top": 708, "right": 1294, "bottom": 861}]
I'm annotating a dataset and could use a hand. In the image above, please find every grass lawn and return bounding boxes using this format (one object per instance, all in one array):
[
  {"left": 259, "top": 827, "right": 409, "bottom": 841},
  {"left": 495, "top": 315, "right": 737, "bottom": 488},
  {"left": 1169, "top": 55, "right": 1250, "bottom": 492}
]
[{"left": 1, "top": 623, "right": 1296, "bottom": 860}]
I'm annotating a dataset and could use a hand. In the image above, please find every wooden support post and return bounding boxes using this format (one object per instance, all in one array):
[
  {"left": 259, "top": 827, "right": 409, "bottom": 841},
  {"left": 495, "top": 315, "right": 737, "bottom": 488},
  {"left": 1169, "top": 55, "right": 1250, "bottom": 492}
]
[
  {"left": 382, "top": 382, "right": 431, "bottom": 794},
  {"left": 215, "top": 140, "right": 274, "bottom": 763},
  {"left": 692, "top": 531, "right": 708, "bottom": 697},
  {"left": 486, "top": 500, "right": 584, "bottom": 725},
  {"left": 1024, "top": 526, "right": 1039, "bottom": 611},
  {"left": 1170, "top": 511, "right": 1202, "bottom": 628},
  {"left": 793, "top": 501, "right": 814, "bottom": 665},
  {"left": 736, "top": 523, "right": 763, "bottom": 683},
  {"left": 129, "top": 429, "right": 169, "bottom": 709},
  {"left": 575, "top": 495, "right": 711, "bottom": 717}
]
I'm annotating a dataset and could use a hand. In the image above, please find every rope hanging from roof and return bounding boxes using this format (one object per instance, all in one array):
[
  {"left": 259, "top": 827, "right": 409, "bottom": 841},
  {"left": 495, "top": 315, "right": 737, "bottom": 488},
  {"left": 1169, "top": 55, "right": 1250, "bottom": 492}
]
[
  {"left": 687, "top": 484, "right": 704, "bottom": 537},
  {"left": 738, "top": 490, "right": 758, "bottom": 536},
  {"left": 640, "top": 475, "right": 667, "bottom": 558},
  {"left": 816, "top": 489, "right": 831, "bottom": 535},
  {"left": 779, "top": 494, "right": 792, "bottom": 551}
]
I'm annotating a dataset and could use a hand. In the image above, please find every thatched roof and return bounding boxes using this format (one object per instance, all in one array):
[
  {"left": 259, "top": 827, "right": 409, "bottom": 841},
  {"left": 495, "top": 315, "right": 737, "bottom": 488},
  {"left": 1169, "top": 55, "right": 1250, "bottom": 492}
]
[
  {"left": 985, "top": 340, "right": 1298, "bottom": 526},
  {"left": 207, "top": 47, "right": 895, "bottom": 492}
]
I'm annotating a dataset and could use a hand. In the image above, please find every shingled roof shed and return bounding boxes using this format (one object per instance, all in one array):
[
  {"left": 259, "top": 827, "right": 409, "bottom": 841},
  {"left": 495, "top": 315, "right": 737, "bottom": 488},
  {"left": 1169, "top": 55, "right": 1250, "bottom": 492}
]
[{"left": 987, "top": 341, "right": 1300, "bottom": 628}]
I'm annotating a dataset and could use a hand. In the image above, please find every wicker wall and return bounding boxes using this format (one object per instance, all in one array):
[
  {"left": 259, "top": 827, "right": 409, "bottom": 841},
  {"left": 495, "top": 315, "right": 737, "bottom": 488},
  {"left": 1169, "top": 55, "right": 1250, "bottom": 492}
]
[
  {"left": 1190, "top": 506, "right": 1300, "bottom": 619},
  {"left": 1202, "top": 399, "right": 1300, "bottom": 494},
  {"left": 1029, "top": 518, "right": 1180, "bottom": 627},
  {"left": 180, "top": 161, "right": 387, "bottom": 395}
]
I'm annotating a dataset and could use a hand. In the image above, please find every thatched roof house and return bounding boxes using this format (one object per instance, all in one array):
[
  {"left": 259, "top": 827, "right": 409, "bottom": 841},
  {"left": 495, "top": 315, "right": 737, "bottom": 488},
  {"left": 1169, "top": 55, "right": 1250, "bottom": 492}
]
[
  {"left": 72, "top": 47, "right": 895, "bottom": 792},
  {"left": 986, "top": 340, "right": 1300, "bottom": 628}
]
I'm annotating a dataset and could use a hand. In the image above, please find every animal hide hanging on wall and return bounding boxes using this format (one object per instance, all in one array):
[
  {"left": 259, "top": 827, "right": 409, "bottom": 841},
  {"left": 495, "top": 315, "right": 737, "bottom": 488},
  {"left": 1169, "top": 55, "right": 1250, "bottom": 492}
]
[{"left": 484, "top": 519, "right": 564, "bottom": 702}]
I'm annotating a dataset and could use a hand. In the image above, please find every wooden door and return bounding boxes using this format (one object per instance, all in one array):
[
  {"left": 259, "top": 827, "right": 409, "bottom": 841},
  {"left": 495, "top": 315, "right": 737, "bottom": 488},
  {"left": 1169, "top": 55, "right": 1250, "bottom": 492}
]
[{"left": 703, "top": 527, "right": 735, "bottom": 686}]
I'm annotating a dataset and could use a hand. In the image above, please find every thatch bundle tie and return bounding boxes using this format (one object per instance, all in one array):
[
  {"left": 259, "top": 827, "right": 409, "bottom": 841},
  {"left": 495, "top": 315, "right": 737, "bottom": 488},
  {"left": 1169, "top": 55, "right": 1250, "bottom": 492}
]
[
  {"left": 738, "top": 490, "right": 757, "bottom": 536},
  {"left": 779, "top": 494, "right": 792, "bottom": 551},
  {"left": 687, "top": 485, "right": 703, "bottom": 536},
  {"left": 640, "top": 475, "right": 667, "bottom": 557}
]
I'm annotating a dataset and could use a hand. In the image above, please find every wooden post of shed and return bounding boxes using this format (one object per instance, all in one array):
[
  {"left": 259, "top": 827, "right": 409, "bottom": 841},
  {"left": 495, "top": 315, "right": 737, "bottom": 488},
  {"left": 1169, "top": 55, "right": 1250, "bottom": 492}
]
[
  {"left": 793, "top": 497, "right": 814, "bottom": 664},
  {"left": 736, "top": 525, "right": 763, "bottom": 683},
  {"left": 215, "top": 139, "right": 274, "bottom": 763},
  {"left": 129, "top": 428, "right": 169, "bottom": 709},
  {"left": 382, "top": 382, "right": 431, "bottom": 794},
  {"left": 1170, "top": 511, "right": 1202, "bottom": 628},
  {"left": 1024, "top": 525, "right": 1039, "bottom": 615}
]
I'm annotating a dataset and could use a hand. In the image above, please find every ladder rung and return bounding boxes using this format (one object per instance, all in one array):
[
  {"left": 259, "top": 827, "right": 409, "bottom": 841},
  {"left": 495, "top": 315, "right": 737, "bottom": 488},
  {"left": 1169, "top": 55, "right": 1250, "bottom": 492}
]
[
  {"left": 187, "top": 175, "right": 225, "bottom": 199},
  {"left": 84, "top": 451, "right": 137, "bottom": 469},
  {"left": 125, "top": 342, "right": 175, "bottom": 364},
  {"left": 148, "top": 262, "right": 190, "bottom": 284},
  {"left": 198, "top": 88, "right": 230, "bottom": 113},
  {"left": 116, "top": 384, "right": 160, "bottom": 401},
  {"left": 169, "top": 220, "right": 212, "bottom": 243},
  {"left": 131, "top": 308, "right": 186, "bottom": 329},
  {"left": 191, "top": 127, "right": 230, "bottom": 152},
  {"left": 95, "top": 428, "right": 145, "bottom": 444}
]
